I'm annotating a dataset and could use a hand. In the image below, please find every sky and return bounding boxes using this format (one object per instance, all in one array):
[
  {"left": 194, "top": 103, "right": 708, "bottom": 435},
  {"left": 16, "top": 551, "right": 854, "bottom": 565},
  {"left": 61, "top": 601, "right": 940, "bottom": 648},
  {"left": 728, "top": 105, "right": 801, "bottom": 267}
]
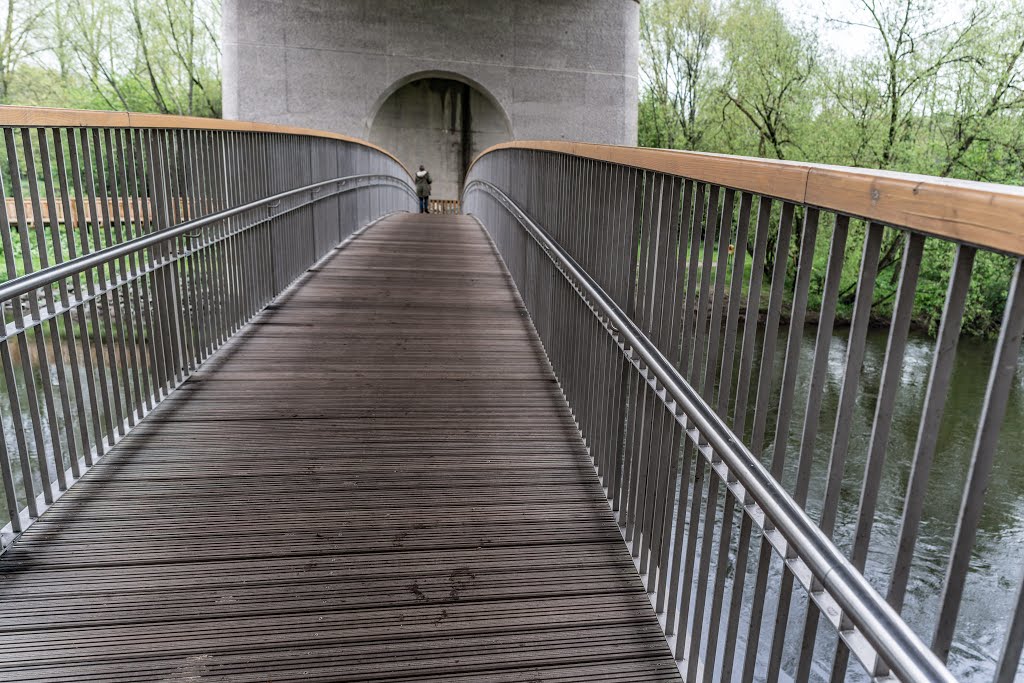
[
  {"left": 773, "top": 0, "right": 972, "bottom": 59},
  {"left": 776, "top": 0, "right": 875, "bottom": 56}
]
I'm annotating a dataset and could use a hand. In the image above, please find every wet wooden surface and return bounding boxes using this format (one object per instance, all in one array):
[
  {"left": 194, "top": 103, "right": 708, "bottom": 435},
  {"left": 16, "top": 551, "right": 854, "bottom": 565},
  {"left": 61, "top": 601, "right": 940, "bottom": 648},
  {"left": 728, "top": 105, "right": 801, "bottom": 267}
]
[{"left": 0, "top": 214, "right": 681, "bottom": 682}]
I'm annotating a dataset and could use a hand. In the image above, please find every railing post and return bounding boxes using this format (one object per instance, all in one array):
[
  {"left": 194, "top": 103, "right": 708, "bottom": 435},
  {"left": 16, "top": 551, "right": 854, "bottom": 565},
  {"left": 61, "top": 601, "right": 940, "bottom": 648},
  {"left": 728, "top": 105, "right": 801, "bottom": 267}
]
[{"left": 147, "top": 129, "right": 182, "bottom": 390}]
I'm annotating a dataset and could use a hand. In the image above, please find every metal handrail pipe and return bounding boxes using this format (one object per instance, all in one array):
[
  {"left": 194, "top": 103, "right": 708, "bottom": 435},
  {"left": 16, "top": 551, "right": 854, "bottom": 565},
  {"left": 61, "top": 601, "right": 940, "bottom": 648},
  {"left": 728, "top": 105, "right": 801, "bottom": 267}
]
[
  {"left": 1, "top": 176, "right": 412, "bottom": 341},
  {"left": 0, "top": 174, "right": 413, "bottom": 304},
  {"left": 466, "top": 178, "right": 958, "bottom": 683}
]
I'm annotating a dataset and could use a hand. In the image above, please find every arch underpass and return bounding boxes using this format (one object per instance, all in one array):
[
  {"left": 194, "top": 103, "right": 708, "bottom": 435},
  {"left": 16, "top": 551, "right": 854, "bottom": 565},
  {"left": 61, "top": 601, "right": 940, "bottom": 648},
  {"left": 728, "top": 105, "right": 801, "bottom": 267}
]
[{"left": 369, "top": 75, "right": 512, "bottom": 201}]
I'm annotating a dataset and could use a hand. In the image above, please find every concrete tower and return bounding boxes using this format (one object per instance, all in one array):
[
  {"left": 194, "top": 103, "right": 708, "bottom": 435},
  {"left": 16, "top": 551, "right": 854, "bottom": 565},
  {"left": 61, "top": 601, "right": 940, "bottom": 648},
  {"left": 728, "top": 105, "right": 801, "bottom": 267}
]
[{"left": 222, "top": 1, "right": 640, "bottom": 199}]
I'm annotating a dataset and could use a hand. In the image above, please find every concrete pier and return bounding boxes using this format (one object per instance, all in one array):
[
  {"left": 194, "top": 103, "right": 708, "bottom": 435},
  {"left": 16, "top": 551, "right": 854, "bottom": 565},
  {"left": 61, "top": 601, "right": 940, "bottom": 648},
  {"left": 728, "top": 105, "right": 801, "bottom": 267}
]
[{"left": 222, "top": 0, "right": 640, "bottom": 197}]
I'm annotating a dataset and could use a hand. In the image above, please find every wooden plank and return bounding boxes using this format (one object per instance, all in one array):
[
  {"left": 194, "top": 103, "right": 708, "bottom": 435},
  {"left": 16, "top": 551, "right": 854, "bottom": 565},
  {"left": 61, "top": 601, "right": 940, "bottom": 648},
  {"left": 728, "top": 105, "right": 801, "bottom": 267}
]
[
  {"left": 0, "top": 213, "right": 681, "bottom": 682},
  {"left": 0, "top": 105, "right": 130, "bottom": 128}
]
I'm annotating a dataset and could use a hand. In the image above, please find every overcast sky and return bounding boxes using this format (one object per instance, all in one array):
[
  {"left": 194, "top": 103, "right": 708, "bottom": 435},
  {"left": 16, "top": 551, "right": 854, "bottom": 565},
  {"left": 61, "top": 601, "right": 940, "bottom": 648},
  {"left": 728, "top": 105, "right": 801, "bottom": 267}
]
[
  {"left": 776, "top": 0, "right": 883, "bottom": 58},
  {"left": 773, "top": 0, "right": 971, "bottom": 59}
]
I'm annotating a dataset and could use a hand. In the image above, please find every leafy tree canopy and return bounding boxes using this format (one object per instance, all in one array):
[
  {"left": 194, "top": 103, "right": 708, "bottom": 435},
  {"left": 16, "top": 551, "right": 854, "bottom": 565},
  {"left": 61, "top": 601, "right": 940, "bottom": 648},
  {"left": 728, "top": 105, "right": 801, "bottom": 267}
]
[{"left": 0, "top": 0, "right": 220, "bottom": 117}]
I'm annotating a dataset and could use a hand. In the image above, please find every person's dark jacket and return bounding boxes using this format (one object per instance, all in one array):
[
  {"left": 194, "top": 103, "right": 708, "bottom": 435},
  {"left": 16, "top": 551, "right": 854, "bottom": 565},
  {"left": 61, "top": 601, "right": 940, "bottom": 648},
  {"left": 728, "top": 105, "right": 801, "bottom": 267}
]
[{"left": 415, "top": 170, "right": 432, "bottom": 198}]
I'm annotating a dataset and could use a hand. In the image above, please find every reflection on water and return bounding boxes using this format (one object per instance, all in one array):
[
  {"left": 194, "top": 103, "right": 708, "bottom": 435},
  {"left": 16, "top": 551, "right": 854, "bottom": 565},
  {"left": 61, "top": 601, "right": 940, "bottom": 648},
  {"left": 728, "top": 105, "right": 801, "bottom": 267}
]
[
  {"left": 673, "top": 324, "right": 1022, "bottom": 681},
  {"left": 2, "top": 322, "right": 1022, "bottom": 680}
]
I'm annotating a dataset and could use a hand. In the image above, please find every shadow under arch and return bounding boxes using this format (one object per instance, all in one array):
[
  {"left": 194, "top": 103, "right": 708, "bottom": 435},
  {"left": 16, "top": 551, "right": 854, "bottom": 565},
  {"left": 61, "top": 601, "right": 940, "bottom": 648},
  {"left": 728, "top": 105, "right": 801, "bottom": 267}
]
[
  {"left": 368, "top": 71, "right": 513, "bottom": 201},
  {"left": 365, "top": 70, "right": 513, "bottom": 137}
]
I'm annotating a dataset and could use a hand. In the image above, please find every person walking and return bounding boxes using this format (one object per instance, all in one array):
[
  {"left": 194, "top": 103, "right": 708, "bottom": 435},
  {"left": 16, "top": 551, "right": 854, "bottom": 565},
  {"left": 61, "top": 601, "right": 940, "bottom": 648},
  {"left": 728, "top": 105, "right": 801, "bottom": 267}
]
[{"left": 415, "top": 165, "right": 432, "bottom": 213}]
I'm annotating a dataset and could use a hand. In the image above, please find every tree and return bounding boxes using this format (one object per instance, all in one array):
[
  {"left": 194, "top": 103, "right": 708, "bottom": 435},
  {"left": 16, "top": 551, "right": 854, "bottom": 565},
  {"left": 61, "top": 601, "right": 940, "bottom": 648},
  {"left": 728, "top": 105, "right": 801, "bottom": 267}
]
[
  {"left": 65, "top": 0, "right": 135, "bottom": 110},
  {"left": 827, "top": 0, "right": 985, "bottom": 170},
  {"left": 157, "top": 0, "right": 221, "bottom": 117},
  {"left": 0, "top": 0, "right": 46, "bottom": 101},
  {"left": 637, "top": 0, "right": 1024, "bottom": 335},
  {"left": 934, "top": 1, "right": 1024, "bottom": 180},
  {"left": 0, "top": 0, "right": 220, "bottom": 117},
  {"left": 717, "top": 0, "right": 818, "bottom": 161},
  {"left": 125, "top": 0, "right": 221, "bottom": 116},
  {"left": 639, "top": 0, "right": 719, "bottom": 149}
]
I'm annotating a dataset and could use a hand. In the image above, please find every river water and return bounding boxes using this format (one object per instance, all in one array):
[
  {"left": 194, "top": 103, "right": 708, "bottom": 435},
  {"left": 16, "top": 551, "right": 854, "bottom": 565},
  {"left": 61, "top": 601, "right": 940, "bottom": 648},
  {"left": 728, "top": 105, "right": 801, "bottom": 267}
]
[{"left": 697, "top": 324, "right": 1024, "bottom": 681}]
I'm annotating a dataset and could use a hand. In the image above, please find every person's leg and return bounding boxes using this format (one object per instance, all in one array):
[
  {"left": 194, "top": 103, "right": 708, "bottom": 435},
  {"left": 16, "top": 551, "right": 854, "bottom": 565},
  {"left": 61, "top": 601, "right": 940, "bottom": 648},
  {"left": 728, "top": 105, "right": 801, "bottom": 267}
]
[{"left": 418, "top": 197, "right": 426, "bottom": 213}]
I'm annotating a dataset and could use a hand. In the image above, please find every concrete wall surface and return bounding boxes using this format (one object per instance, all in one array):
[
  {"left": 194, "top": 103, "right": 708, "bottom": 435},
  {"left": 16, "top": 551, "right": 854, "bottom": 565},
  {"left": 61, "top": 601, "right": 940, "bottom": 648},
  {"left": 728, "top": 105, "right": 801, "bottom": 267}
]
[
  {"left": 223, "top": 0, "right": 640, "bottom": 174},
  {"left": 370, "top": 78, "right": 511, "bottom": 200}
]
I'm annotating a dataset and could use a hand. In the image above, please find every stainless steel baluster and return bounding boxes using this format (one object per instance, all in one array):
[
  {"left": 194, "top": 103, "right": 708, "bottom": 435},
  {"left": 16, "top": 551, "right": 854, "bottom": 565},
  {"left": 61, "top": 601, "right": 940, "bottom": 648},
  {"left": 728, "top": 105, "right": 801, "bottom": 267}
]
[
  {"left": 932, "top": 257, "right": 1024, "bottom": 662},
  {"left": 0, "top": 143, "right": 37, "bottom": 521},
  {"left": 100, "top": 128, "right": 142, "bottom": 429},
  {"left": 646, "top": 177, "right": 685, "bottom": 592},
  {"left": 791, "top": 214, "right": 853, "bottom": 683},
  {"left": 656, "top": 179, "right": 696, "bottom": 615},
  {"left": 53, "top": 129, "right": 102, "bottom": 466},
  {"left": 85, "top": 128, "right": 129, "bottom": 437},
  {"left": 996, "top": 571, "right": 1024, "bottom": 683},
  {"left": 665, "top": 180, "right": 704, "bottom": 639},
  {"left": 701, "top": 192, "right": 754, "bottom": 683},
  {"left": 5, "top": 128, "right": 57, "bottom": 500},
  {"left": 721, "top": 195, "right": 772, "bottom": 683},
  {"left": 75, "top": 129, "right": 120, "bottom": 442},
  {"left": 676, "top": 184, "right": 722, "bottom": 663},
  {"left": 885, "top": 244, "right": 975, "bottom": 615},
  {"left": 818, "top": 223, "right": 885, "bottom": 682},
  {"left": 687, "top": 188, "right": 738, "bottom": 682},
  {"left": 835, "top": 232, "right": 924, "bottom": 680},
  {"left": 762, "top": 207, "right": 820, "bottom": 683},
  {"left": 114, "top": 128, "right": 155, "bottom": 414},
  {"left": 740, "top": 200, "right": 797, "bottom": 682},
  {"left": 22, "top": 129, "right": 74, "bottom": 488}
]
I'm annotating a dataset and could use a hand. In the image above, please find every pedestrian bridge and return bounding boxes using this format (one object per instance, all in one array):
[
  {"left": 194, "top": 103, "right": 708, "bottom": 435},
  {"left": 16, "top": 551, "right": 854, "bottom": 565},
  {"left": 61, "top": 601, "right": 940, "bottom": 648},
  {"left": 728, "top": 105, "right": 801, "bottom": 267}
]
[{"left": 0, "top": 108, "right": 1021, "bottom": 682}]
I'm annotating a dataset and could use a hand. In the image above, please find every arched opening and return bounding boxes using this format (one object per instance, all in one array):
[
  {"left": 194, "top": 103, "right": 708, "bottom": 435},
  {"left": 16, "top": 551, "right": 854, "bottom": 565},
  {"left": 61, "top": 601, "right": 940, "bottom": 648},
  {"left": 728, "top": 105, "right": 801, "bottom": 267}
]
[{"left": 369, "top": 76, "right": 512, "bottom": 201}]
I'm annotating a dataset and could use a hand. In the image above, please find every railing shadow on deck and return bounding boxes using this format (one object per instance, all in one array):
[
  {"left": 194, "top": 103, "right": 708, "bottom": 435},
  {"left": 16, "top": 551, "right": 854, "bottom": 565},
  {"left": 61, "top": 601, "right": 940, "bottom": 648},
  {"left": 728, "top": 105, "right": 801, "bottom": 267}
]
[{"left": 465, "top": 142, "right": 1024, "bottom": 683}]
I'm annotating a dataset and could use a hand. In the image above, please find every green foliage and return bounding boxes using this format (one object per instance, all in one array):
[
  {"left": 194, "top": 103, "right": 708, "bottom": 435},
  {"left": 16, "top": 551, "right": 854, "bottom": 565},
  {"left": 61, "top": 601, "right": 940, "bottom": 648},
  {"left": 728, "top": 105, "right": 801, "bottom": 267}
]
[
  {"left": 0, "top": 0, "right": 220, "bottom": 117},
  {"left": 963, "top": 251, "right": 1018, "bottom": 335},
  {"left": 639, "top": 0, "right": 719, "bottom": 149},
  {"left": 639, "top": 0, "right": 1024, "bottom": 337},
  {"left": 717, "top": 0, "right": 817, "bottom": 159}
]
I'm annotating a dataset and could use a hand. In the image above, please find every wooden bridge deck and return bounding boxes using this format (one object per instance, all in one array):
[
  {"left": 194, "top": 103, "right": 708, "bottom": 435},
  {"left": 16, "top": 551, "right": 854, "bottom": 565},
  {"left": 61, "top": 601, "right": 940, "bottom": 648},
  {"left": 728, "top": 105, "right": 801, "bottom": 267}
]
[{"left": 0, "top": 214, "right": 681, "bottom": 682}]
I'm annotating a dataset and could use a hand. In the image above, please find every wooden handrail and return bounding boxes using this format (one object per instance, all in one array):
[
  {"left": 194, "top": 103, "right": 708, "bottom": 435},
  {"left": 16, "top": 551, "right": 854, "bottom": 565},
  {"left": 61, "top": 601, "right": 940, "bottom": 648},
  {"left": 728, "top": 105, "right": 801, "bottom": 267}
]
[
  {"left": 471, "top": 141, "right": 1024, "bottom": 256},
  {"left": 0, "top": 105, "right": 412, "bottom": 180}
]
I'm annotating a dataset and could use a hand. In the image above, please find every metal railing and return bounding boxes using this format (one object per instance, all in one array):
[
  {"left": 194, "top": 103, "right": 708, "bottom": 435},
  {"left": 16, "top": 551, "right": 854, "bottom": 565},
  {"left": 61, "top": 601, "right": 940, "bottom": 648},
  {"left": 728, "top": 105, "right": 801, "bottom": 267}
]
[
  {"left": 464, "top": 143, "right": 1024, "bottom": 682},
  {"left": 0, "top": 107, "right": 416, "bottom": 545}
]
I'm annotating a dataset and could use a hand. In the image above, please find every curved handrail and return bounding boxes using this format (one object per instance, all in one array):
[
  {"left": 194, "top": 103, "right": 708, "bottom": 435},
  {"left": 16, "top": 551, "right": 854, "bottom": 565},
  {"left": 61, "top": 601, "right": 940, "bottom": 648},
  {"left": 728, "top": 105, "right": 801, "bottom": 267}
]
[
  {"left": 0, "top": 105, "right": 413, "bottom": 180},
  {"left": 0, "top": 174, "right": 414, "bottom": 304},
  {"left": 469, "top": 140, "right": 1024, "bottom": 255},
  {"left": 465, "top": 176, "right": 958, "bottom": 683}
]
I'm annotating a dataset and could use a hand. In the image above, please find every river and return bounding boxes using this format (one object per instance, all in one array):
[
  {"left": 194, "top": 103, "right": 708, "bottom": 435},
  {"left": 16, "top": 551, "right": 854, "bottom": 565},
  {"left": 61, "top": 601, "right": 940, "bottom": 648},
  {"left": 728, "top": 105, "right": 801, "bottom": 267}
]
[{"left": 692, "top": 324, "right": 1024, "bottom": 681}]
